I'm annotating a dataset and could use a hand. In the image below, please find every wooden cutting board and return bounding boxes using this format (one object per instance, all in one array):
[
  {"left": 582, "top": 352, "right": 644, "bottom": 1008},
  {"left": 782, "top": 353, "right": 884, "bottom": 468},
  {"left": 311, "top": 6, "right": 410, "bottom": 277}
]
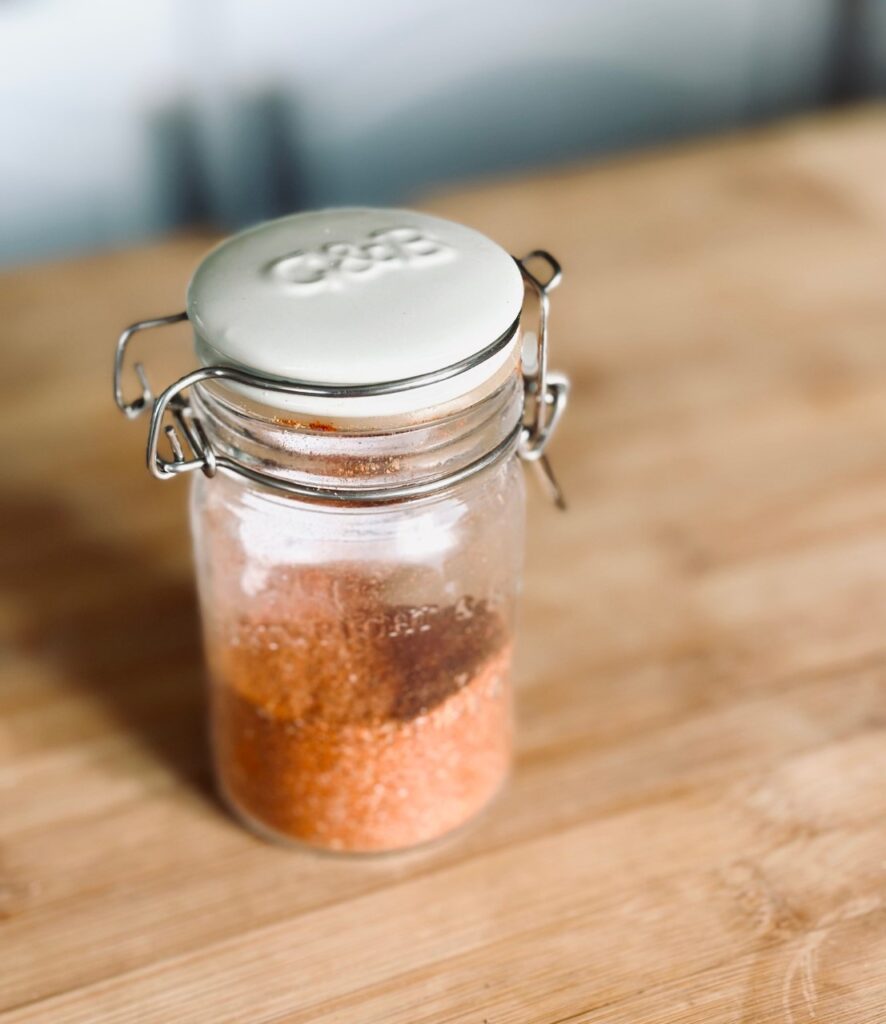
[{"left": 2, "top": 106, "right": 886, "bottom": 1023}]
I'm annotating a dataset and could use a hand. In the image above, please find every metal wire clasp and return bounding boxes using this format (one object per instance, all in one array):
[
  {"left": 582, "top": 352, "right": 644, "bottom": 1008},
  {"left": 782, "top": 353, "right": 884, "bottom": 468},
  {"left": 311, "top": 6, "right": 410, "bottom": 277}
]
[
  {"left": 113, "top": 312, "right": 188, "bottom": 419},
  {"left": 516, "top": 251, "right": 570, "bottom": 510},
  {"left": 113, "top": 252, "right": 570, "bottom": 505},
  {"left": 114, "top": 312, "right": 217, "bottom": 479}
]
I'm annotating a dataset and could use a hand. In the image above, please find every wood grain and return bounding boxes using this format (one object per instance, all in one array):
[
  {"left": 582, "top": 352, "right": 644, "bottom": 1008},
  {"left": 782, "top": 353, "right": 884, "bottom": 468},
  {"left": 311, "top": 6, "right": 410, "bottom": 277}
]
[{"left": 2, "top": 106, "right": 886, "bottom": 1022}]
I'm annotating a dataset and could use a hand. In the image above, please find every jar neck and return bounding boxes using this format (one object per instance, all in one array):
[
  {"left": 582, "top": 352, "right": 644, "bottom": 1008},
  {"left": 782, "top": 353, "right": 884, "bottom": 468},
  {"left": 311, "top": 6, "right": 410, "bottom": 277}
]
[{"left": 191, "top": 368, "right": 525, "bottom": 500}]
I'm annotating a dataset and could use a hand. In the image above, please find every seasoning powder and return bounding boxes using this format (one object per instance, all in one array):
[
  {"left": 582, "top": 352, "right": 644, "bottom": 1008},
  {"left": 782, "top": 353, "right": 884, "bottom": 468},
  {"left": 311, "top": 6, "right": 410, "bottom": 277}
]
[{"left": 209, "top": 566, "right": 512, "bottom": 852}]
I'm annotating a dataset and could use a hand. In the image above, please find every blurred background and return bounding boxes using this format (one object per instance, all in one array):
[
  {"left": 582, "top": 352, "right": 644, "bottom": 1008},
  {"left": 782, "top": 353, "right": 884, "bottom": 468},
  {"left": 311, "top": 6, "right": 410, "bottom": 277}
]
[{"left": 2, "top": 0, "right": 885, "bottom": 267}]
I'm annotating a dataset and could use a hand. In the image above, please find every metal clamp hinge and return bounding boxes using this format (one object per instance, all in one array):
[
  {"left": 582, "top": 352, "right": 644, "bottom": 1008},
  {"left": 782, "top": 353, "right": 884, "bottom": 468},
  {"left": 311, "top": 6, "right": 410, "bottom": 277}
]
[{"left": 516, "top": 251, "right": 570, "bottom": 510}]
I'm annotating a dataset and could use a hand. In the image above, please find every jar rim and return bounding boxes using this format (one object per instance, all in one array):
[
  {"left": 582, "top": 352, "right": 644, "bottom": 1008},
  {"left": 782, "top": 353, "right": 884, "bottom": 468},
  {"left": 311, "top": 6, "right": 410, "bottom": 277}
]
[{"left": 190, "top": 368, "right": 525, "bottom": 506}]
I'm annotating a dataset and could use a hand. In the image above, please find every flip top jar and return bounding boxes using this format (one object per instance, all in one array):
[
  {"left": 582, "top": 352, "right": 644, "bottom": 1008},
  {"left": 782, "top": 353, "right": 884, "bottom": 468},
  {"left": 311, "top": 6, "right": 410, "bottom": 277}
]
[{"left": 113, "top": 208, "right": 569, "bottom": 853}]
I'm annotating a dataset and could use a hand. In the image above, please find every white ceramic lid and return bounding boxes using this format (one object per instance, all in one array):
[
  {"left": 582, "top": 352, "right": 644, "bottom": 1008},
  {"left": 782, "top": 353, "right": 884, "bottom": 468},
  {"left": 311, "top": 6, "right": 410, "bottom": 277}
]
[{"left": 187, "top": 207, "right": 525, "bottom": 418}]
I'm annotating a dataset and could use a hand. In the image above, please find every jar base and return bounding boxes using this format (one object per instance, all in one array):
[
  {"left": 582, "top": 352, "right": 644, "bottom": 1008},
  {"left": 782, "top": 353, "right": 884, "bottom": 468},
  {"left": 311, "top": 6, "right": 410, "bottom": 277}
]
[{"left": 217, "top": 770, "right": 511, "bottom": 858}]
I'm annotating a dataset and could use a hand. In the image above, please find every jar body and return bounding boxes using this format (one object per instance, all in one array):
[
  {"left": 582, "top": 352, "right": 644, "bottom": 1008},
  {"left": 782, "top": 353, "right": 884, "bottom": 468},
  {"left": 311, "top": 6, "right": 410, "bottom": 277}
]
[{"left": 190, "top": 427, "right": 525, "bottom": 853}]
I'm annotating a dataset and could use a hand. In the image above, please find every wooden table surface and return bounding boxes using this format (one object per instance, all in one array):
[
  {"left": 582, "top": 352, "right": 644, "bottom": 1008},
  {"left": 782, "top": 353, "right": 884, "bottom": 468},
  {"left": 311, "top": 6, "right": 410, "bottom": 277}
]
[{"left": 3, "top": 107, "right": 886, "bottom": 1023}]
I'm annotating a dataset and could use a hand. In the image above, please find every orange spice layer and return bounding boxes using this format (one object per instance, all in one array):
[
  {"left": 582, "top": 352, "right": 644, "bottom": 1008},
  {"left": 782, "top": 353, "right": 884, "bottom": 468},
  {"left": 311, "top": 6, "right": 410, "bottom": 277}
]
[
  {"left": 214, "top": 648, "right": 511, "bottom": 851},
  {"left": 208, "top": 570, "right": 513, "bottom": 852}
]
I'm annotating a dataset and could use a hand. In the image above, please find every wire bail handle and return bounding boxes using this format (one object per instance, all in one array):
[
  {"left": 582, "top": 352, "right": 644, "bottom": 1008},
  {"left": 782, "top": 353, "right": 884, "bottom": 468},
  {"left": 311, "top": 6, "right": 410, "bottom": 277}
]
[{"left": 113, "top": 253, "right": 570, "bottom": 505}]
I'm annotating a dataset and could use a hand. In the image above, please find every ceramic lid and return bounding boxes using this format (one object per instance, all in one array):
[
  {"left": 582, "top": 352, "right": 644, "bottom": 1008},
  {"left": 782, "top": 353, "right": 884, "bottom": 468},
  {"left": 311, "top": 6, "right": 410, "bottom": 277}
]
[{"left": 187, "top": 207, "right": 525, "bottom": 418}]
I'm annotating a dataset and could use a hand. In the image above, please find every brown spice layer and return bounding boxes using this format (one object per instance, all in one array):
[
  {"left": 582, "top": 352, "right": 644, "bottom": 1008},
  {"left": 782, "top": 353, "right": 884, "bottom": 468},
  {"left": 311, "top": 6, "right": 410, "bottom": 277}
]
[{"left": 209, "top": 567, "right": 512, "bottom": 851}]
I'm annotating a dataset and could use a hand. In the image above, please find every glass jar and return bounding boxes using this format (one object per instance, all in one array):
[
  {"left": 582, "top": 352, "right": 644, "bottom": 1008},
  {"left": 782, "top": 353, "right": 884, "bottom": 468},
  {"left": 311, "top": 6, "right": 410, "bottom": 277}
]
[{"left": 113, "top": 208, "right": 568, "bottom": 853}]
